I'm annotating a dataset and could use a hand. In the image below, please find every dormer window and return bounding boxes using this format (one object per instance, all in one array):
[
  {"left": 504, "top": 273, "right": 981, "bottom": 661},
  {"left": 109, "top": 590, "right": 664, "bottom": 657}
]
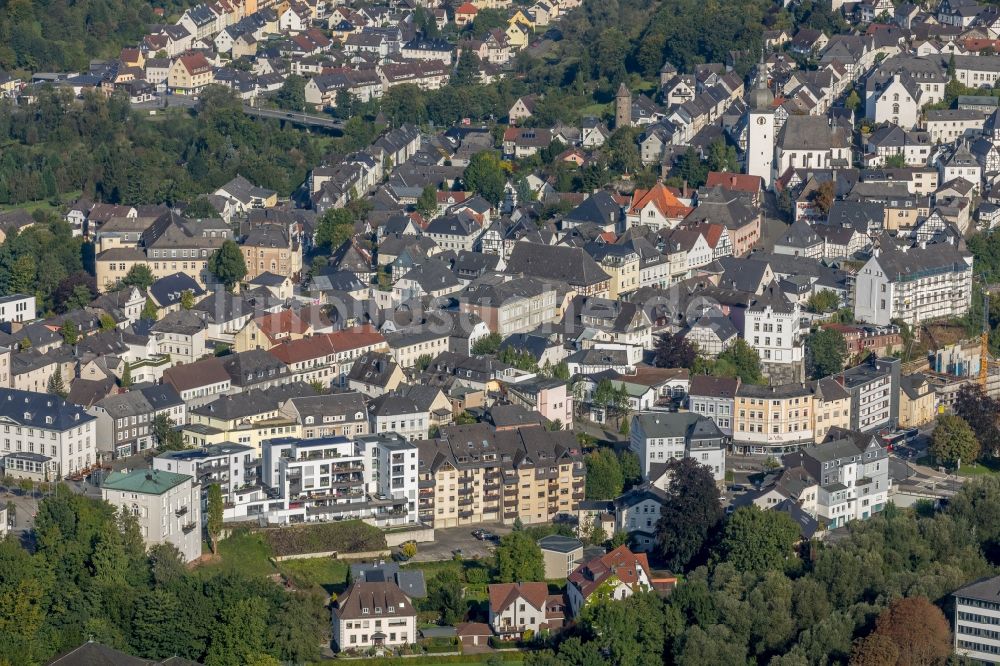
[{"left": 362, "top": 608, "right": 369, "bottom": 615}]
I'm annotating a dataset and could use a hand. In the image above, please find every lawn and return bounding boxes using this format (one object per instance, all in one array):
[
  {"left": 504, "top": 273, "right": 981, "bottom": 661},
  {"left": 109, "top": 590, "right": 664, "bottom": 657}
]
[
  {"left": 956, "top": 459, "right": 1000, "bottom": 477},
  {"left": 331, "top": 654, "right": 524, "bottom": 666},
  {"left": 0, "top": 190, "right": 81, "bottom": 214},
  {"left": 196, "top": 531, "right": 350, "bottom": 594}
]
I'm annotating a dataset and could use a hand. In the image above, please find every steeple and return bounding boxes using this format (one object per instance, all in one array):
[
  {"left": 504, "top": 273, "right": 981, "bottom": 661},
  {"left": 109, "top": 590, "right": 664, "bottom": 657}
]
[{"left": 748, "top": 55, "right": 773, "bottom": 112}]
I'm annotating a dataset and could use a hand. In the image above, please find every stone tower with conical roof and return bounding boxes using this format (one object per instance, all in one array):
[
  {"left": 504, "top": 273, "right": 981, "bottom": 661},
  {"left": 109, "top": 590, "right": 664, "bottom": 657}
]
[
  {"left": 746, "top": 59, "right": 775, "bottom": 188},
  {"left": 615, "top": 83, "right": 631, "bottom": 130}
]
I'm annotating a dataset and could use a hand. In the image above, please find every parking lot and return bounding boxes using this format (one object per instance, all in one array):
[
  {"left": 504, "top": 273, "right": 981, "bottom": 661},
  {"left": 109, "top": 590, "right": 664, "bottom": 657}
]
[{"left": 408, "top": 523, "right": 512, "bottom": 563}]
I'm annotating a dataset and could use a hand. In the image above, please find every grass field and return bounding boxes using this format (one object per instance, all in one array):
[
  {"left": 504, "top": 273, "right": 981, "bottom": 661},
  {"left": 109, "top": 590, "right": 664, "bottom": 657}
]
[
  {"left": 956, "top": 459, "right": 1000, "bottom": 477},
  {"left": 196, "top": 531, "right": 349, "bottom": 594}
]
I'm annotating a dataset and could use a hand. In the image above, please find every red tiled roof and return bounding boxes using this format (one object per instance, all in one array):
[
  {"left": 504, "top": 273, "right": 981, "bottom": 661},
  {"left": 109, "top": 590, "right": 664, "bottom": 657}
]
[
  {"left": 629, "top": 183, "right": 693, "bottom": 219},
  {"left": 705, "top": 172, "right": 763, "bottom": 194},
  {"left": 567, "top": 545, "right": 651, "bottom": 600},
  {"left": 268, "top": 335, "right": 335, "bottom": 365},
  {"left": 456, "top": 2, "right": 479, "bottom": 14},
  {"left": 326, "top": 324, "right": 386, "bottom": 352},
  {"left": 488, "top": 582, "right": 548, "bottom": 614},
  {"left": 254, "top": 310, "right": 311, "bottom": 341},
  {"left": 178, "top": 52, "right": 212, "bottom": 75}
]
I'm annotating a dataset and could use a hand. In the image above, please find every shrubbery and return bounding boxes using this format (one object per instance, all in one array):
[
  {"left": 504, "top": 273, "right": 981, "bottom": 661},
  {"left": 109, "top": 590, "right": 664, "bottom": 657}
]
[{"left": 264, "top": 520, "right": 387, "bottom": 557}]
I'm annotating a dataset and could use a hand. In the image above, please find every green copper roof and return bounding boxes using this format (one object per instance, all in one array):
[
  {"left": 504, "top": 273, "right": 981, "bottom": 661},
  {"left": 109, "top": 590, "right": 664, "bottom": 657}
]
[{"left": 102, "top": 469, "right": 191, "bottom": 495}]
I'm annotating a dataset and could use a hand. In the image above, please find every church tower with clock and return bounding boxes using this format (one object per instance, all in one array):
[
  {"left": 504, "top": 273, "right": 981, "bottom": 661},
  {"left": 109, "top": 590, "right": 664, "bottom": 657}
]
[{"left": 746, "top": 60, "right": 775, "bottom": 188}]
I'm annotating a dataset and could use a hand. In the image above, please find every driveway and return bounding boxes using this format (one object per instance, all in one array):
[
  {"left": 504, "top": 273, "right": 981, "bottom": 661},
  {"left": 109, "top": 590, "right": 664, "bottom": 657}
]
[{"left": 407, "top": 523, "right": 512, "bottom": 563}]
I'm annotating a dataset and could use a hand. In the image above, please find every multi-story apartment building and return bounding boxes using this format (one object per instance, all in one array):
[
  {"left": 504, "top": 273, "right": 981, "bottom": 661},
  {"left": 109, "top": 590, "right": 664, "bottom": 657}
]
[
  {"left": 811, "top": 376, "right": 852, "bottom": 442},
  {"left": 783, "top": 430, "right": 891, "bottom": 528},
  {"left": 279, "top": 393, "right": 370, "bottom": 439},
  {"left": 101, "top": 468, "right": 202, "bottom": 562},
  {"left": 559, "top": 296, "right": 652, "bottom": 365},
  {"left": 240, "top": 225, "right": 302, "bottom": 281},
  {"left": 854, "top": 235, "right": 973, "bottom": 327},
  {"left": 503, "top": 377, "right": 575, "bottom": 430},
  {"left": 269, "top": 325, "right": 389, "bottom": 388},
  {"left": 739, "top": 283, "right": 805, "bottom": 381},
  {"left": 367, "top": 393, "right": 429, "bottom": 441},
  {"left": 954, "top": 574, "right": 1000, "bottom": 663},
  {"left": 732, "top": 383, "right": 815, "bottom": 456},
  {"left": 416, "top": 423, "right": 585, "bottom": 528},
  {"left": 0, "top": 389, "right": 97, "bottom": 479},
  {"left": 255, "top": 434, "right": 417, "bottom": 525},
  {"left": 458, "top": 276, "right": 558, "bottom": 336},
  {"left": 153, "top": 442, "right": 257, "bottom": 514},
  {"left": 837, "top": 355, "right": 900, "bottom": 433},
  {"left": 687, "top": 375, "right": 740, "bottom": 437},
  {"left": 89, "top": 385, "right": 186, "bottom": 459},
  {"left": 629, "top": 412, "right": 728, "bottom": 482},
  {"left": 95, "top": 212, "right": 231, "bottom": 292}
]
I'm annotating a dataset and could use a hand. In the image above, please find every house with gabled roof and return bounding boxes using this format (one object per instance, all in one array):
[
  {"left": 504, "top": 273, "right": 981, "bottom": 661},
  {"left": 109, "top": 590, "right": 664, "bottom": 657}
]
[
  {"left": 566, "top": 545, "right": 653, "bottom": 617},
  {"left": 626, "top": 183, "right": 694, "bottom": 231},
  {"left": 488, "top": 582, "right": 564, "bottom": 638}
]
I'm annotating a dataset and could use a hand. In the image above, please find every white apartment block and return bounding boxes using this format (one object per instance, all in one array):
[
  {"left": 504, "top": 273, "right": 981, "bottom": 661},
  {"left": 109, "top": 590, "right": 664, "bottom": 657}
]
[{"left": 954, "top": 575, "right": 1000, "bottom": 663}]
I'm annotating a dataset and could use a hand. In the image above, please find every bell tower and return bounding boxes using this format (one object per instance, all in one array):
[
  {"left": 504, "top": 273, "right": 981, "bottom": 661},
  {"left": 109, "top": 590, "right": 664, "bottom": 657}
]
[{"left": 746, "top": 59, "right": 775, "bottom": 188}]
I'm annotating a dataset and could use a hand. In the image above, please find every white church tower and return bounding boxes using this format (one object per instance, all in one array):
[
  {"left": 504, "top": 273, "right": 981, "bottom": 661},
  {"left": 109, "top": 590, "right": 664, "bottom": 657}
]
[{"left": 746, "top": 59, "right": 775, "bottom": 189}]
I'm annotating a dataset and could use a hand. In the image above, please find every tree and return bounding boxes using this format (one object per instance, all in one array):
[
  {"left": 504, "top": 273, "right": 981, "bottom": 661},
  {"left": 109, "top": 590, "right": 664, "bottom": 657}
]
[
  {"left": 812, "top": 181, "right": 835, "bottom": 214},
  {"left": 208, "top": 240, "right": 247, "bottom": 291},
  {"left": 141, "top": 297, "right": 158, "bottom": 322},
  {"left": 866, "top": 597, "right": 952, "bottom": 666},
  {"left": 46, "top": 367, "right": 67, "bottom": 398},
  {"left": 954, "top": 383, "right": 1000, "bottom": 457},
  {"left": 849, "top": 634, "right": 899, "bottom": 666},
  {"left": 593, "top": 379, "right": 630, "bottom": 426},
  {"left": 495, "top": 531, "right": 545, "bottom": 583},
  {"left": 463, "top": 151, "right": 507, "bottom": 206},
  {"left": 180, "top": 290, "right": 194, "bottom": 310},
  {"left": 426, "top": 569, "right": 464, "bottom": 625},
  {"left": 120, "top": 361, "right": 132, "bottom": 388},
  {"left": 121, "top": 264, "right": 155, "bottom": 290},
  {"left": 845, "top": 89, "right": 861, "bottom": 112},
  {"left": 274, "top": 74, "right": 307, "bottom": 112},
  {"left": 184, "top": 196, "right": 220, "bottom": 219},
  {"left": 585, "top": 448, "right": 624, "bottom": 500},
  {"left": 401, "top": 542, "right": 417, "bottom": 558},
  {"left": 716, "top": 339, "right": 763, "bottom": 384},
  {"left": 152, "top": 413, "right": 184, "bottom": 452},
  {"left": 60, "top": 319, "right": 79, "bottom": 345},
  {"left": 416, "top": 184, "right": 438, "bottom": 217},
  {"left": 99, "top": 313, "right": 117, "bottom": 331},
  {"left": 619, "top": 450, "right": 642, "bottom": 490},
  {"left": 655, "top": 457, "right": 723, "bottom": 571},
  {"left": 605, "top": 127, "right": 640, "bottom": 175},
  {"left": 713, "top": 506, "right": 800, "bottom": 573},
  {"left": 931, "top": 414, "right": 980, "bottom": 468},
  {"left": 206, "top": 484, "right": 223, "bottom": 555},
  {"left": 805, "top": 289, "right": 840, "bottom": 314},
  {"left": 883, "top": 152, "right": 907, "bottom": 169},
  {"left": 315, "top": 208, "right": 355, "bottom": 250},
  {"left": 653, "top": 332, "right": 697, "bottom": 369},
  {"left": 805, "top": 327, "right": 848, "bottom": 379},
  {"left": 453, "top": 48, "right": 481, "bottom": 87},
  {"left": 706, "top": 139, "right": 738, "bottom": 173},
  {"left": 471, "top": 332, "right": 502, "bottom": 355}
]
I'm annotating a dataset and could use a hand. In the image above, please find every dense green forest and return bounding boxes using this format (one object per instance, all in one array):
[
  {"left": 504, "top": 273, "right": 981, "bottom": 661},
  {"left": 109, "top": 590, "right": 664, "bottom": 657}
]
[
  {"left": 0, "top": 487, "right": 326, "bottom": 666},
  {"left": 0, "top": 87, "right": 326, "bottom": 205},
  {"left": 0, "top": 0, "right": 155, "bottom": 72}
]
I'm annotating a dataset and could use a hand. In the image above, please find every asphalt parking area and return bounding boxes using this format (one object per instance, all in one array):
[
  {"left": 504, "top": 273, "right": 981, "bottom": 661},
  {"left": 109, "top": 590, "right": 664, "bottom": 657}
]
[{"left": 408, "top": 523, "right": 512, "bottom": 563}]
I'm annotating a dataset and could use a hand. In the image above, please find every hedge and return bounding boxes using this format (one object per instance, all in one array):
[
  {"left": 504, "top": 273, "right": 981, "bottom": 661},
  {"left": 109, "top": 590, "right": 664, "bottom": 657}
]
[
  {"left": 337, "top": 653, "right": 526, "bottom": 665},
  {"left": 263, "top": 520, "right": 387, "bottom": 557}
]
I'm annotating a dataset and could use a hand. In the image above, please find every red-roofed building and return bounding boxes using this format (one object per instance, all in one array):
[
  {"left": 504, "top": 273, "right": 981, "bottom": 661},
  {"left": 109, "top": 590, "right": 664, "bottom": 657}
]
[
  {"left": 705, "top": 172, "right": 764, "bottom": 206},
  {"left": 234, "top": 310, "right": 312, "bottom": 352},
  {"left": 566, "top": 545, "right": 653, "bottom": 616},
  {"left": 626, "top": 182, "right": 694, "bottom": 231},
  {"left": 168, "top": 52, "right": 213, "bottom": 94},
  {"left": 455, "top": 2, "right": 478, "bottom": 26},
  {"left": 488, "top": 582, "right": 566, "bottom": 637},
  {"left": 264, "top": 324, "right": 387, "bottom": 387}
]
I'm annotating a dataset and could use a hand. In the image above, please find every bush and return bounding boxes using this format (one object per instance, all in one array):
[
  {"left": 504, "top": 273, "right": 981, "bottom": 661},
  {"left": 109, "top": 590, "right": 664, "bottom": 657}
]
[
  {"left": 465, "top": 567, "right": 489, "bottom": 584},
  {"left": 402, "top": 542, "right": 418, "bottom": 558},
  {"left": 264, "top": 521, "right": 387, "bottom": 557}
]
